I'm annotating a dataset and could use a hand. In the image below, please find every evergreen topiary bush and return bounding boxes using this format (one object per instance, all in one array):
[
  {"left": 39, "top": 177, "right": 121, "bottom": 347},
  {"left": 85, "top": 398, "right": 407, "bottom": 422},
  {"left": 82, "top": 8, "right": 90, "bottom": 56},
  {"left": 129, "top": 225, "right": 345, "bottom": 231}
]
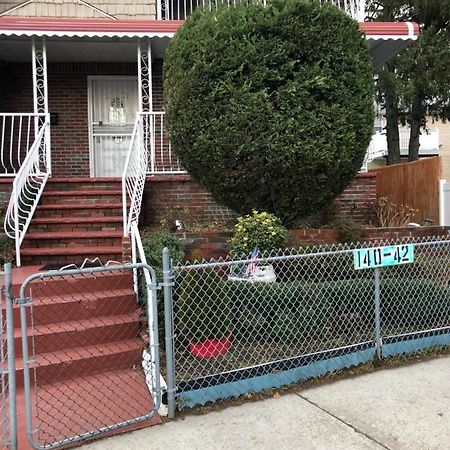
[{"left": 164, "top": 0, "right": 375, "bottom": 226}]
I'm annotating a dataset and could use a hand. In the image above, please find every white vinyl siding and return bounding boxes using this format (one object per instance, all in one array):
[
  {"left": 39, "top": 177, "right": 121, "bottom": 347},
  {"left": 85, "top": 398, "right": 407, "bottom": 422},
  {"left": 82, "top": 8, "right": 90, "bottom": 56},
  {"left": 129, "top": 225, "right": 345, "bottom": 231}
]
[{"left": 0, "top": 0, "right": 157, "bottom": 20}]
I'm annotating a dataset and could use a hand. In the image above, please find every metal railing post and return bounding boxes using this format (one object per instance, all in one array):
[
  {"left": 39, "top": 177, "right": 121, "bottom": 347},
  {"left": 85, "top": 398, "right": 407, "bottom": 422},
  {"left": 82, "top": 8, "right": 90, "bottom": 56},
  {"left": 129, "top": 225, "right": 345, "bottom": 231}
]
[
  {"left": 162, "top": 247, "right": 176, "bottom": 419},
  {"left": 5, "top": 263, "right": 17, "bottom": 450},
  {"left": 13, "top": 187, "right": 20, "bottom": 268},
  {"left": 374, "top": 267, "right": 382, "bottom": 359}
]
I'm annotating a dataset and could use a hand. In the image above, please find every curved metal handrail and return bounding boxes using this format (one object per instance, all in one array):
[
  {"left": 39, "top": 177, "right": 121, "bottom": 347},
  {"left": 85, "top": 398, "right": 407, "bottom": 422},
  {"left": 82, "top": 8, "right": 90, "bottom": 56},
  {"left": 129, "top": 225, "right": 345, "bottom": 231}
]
[
  {"left": 122, "top": 115, "right": 148, "bottom": 237},
  {"left": 4, "top": 120, "right": 51, "bottom": 266}
]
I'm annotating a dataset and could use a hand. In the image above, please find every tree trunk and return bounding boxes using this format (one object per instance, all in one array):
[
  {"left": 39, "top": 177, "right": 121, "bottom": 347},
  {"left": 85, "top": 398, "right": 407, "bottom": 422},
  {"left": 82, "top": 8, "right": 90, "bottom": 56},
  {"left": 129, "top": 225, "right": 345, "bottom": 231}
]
[
  {"left": 408, "top": 96, "right": 424, "bottom": 162},
  {"left": 385, "top": 92, "right": 401, "bottom": 165}
]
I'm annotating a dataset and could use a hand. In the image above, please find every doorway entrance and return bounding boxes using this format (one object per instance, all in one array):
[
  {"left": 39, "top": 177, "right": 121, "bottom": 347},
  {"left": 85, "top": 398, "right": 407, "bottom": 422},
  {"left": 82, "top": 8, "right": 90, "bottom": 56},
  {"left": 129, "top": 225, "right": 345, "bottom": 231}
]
[{"left": 89, "top": 76, "right": 139, "bottom": 177}]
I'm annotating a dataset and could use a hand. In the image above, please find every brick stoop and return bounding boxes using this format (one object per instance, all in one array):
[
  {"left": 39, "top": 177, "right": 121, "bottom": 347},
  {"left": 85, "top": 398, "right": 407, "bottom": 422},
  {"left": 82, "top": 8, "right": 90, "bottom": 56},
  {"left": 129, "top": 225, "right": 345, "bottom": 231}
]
[
  {"left": 21, "top": 178, "right": 125, "bottom": 266},
  {"left": 7, "top": 268, "right": 161, "bottom": 449}
]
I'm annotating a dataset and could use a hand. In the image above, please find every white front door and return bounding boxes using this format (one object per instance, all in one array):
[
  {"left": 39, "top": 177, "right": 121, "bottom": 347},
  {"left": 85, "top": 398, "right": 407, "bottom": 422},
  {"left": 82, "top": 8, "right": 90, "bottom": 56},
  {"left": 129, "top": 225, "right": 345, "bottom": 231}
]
[{"left": 89, "top": 77, "right": 138, "bottom": 177}]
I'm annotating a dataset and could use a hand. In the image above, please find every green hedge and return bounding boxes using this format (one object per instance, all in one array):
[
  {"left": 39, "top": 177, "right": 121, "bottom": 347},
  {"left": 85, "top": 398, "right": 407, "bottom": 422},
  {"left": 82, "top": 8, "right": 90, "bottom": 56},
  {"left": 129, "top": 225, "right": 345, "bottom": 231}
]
[{"left": 225, "top": 279, "right": 449, "bottom": 342}]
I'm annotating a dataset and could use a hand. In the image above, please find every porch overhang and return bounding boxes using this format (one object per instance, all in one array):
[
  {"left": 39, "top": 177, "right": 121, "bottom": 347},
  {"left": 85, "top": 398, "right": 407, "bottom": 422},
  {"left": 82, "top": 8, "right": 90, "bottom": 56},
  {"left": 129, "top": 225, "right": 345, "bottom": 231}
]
[
  {"left": 360, "top": 22, "right": 419, "bottom": 70},
  {"left": 0, "top": 17, "right": 181, "bottom": 61},
  {"left": 0, "top": 17, "right": 419, "bottom": 66}
]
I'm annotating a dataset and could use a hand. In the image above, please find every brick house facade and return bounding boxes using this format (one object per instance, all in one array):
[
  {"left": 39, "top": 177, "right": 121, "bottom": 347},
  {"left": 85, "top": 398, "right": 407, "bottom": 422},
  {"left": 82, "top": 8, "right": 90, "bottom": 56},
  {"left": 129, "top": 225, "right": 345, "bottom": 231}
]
[{"left": 0, "top": 3, "right": 419, "bottom": 265}]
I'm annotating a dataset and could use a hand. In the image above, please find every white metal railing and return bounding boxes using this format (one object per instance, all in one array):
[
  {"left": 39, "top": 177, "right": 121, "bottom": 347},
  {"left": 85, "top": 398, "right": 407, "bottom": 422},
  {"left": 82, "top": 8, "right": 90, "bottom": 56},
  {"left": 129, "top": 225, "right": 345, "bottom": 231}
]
[
  {"left": 0, "top": 113, "right": 46, "bottom": 176},
  {"left": 144, "top": 112, "right": 186, "bottom": 175},
  {"left": 4, "top": 118, "right": 51, "bottom": 266},
  {"left": 399, "top": 128, "right": 440, "bottom": 156},
  {"left": 122, "top": 115, "right": 148, "bottom": 237},
  {"left": 122, "top": 112, "right": 185, "bottom": 236},
  {"left": 362, "top": 127, "right": 441, "bottom": 171},
  {"left": 320, "top": 0, "right": 365, "bottom": 21},
  {"left": 158, "top": 0, "right": 366, "bottom": 21}
]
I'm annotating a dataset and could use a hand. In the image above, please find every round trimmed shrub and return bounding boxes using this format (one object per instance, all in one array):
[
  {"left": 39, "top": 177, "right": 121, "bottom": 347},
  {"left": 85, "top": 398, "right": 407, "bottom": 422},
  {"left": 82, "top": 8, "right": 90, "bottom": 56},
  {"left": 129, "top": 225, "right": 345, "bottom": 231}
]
[
  {"left": 164, "top": 0, "right": 374, "bottom": 225},
  {"left": 229, "top": 210, "right": 287, "bottom": 257}
]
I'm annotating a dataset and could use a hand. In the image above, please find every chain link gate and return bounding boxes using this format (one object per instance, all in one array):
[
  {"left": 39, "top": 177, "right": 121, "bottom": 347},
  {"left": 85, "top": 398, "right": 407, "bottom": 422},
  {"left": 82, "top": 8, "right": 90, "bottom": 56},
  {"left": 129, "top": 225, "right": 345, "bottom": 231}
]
[{"left": 18, "top": 263, "right": 161, "bottom": 449}]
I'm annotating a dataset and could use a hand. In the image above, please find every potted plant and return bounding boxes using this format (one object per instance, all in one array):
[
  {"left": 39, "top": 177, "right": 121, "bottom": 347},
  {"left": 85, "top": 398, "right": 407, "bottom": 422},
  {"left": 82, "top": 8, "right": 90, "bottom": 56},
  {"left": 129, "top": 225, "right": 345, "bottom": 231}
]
[{"left": 178, "top": 269, "right": 231, "bottom": 358}]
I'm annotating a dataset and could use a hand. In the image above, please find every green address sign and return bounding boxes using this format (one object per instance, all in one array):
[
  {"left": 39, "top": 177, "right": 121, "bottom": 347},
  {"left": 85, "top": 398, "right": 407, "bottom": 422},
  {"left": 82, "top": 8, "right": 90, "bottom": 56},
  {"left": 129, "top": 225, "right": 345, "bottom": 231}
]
[{"left": 354, "top": 244, "right": 414, "bottom": 270}]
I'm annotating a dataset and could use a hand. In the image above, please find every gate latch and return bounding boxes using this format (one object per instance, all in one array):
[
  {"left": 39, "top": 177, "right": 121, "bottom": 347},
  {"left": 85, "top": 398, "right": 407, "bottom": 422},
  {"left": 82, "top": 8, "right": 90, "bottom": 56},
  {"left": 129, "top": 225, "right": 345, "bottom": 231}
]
[{"left": 15, "top": 296, "right": 30, "bottom": 305}]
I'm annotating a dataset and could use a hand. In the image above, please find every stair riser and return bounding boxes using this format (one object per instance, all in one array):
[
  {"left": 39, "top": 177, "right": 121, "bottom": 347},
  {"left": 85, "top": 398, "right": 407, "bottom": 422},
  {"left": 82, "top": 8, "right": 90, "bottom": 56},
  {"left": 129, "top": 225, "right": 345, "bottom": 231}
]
[
  {"left": 28, "top": 222, "right": 122, "bottom": 232},
  {"left": 24, "top": 273, "right": 133, "bottom": 296},
  {"left": 14, "top": 320, "right": 142, "bottom": 358},
  {"left": 34, "top": 208, "right": 122, "bottom": 219},
  {"left": 5, "top": 293, "right": 139, "bottom": 328},
  {"left": 22, "top": 237, "right": 122, "bottom": 248},
  {"left": 40, "top": 194, "right": 122, "bottom": 205},
  {"left": 15, "top": 347, "right": 143, "bottom": 385},
  {"left": 22, "top": 253, "right": 123, "bottom": 265},
  {"left": 46, "top": 182, "right": 122, "bottom": 192}
]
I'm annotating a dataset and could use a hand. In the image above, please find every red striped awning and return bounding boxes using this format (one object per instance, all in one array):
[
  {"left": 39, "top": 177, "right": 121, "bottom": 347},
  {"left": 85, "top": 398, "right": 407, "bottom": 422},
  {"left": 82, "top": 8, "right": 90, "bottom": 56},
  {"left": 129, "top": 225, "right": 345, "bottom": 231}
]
[{"left": 0, "top": 17, "right": 419, "bottom": 41}]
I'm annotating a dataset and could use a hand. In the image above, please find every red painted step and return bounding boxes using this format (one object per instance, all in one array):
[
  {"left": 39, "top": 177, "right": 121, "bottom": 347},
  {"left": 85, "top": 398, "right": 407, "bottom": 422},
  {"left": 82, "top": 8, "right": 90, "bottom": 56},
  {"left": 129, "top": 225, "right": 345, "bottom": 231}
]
[
  {"left": 16, "top": 370, "right": 160, "bottom": 450},
  {"left": 21, "top": 245, "right": 122, "bottom": 256},
  {"left": 4, "top": 288, "right": 138, "bottom": 327},
  {"left": 24, "top": 230, "right": 123, "bottom": 240},
  {"left": 34, "top": 203, "right": 123, "bottom": 219},
  {"left": 22, "top": 230, "right": 123, "bottom": 249},
  {"left": 14, "top": 339, "right": 144, "bottom": 385},
  {"left": 21, "top": 177, "right": 127, "bottom": 266},
  {"left": 30, "top": 216, "right": 122, "bottom": 224},
  {"left": 41, "top": 190, "right": 122, "bottom": 205},
  {"left": 45, "top": 178, "right": 122, "bottom": 192},
  {"left": 23, "top": 271, "right": 133, "bottom": 296},
  {"left": 14, "top": 312, "right": 142, "bottom": 357},
  {"left": 15, "top": 312, "right": 140, "bottom": 348},
  {"left": 28, "top": 216, "right": 123, "bottom": 234}
]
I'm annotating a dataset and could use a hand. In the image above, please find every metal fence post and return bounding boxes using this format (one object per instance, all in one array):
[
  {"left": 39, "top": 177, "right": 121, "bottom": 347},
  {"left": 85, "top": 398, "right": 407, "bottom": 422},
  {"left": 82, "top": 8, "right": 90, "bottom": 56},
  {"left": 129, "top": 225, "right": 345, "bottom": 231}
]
[
  {"left": 374, "top": 267, "right": 382, "bottom": 359},
  {"left": 162, "top": 247, "right": 176, "bottom": 419},
  {"left": 5, "top": 263, "right": 17, "bottom": 450}
]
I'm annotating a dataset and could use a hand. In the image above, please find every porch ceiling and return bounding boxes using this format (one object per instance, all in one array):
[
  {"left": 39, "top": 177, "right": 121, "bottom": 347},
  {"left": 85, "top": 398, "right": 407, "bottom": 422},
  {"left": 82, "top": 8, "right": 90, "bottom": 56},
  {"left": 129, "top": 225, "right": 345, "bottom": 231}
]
[{"left": 0, "top": 35, "right": 171, "bottom": 61}]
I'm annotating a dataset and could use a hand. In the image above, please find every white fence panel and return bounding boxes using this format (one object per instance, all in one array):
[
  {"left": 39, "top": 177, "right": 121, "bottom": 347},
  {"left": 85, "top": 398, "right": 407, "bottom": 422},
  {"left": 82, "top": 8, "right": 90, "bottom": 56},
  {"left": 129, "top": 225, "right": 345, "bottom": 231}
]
[{"left": 440, "top": 180, "right": 450, "bottom": 226}]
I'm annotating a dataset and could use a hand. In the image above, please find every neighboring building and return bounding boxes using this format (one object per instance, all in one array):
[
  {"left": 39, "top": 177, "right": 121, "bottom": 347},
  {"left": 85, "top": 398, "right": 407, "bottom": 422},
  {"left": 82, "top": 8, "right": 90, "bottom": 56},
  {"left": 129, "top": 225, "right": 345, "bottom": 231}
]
[
  {"left": 0, "top": 0, "right": 156, "bottom": 19},
  {"left": 366, "top": 116, "right": 448, "bottom": 175},
  {"left": 436, "top": 120, "right": 450, "bottom": 181}
]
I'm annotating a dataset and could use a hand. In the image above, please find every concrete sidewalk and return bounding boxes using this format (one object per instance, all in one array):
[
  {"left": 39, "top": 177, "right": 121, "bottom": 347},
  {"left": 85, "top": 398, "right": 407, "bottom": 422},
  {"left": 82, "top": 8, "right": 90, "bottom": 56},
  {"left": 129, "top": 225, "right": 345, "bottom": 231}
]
[{"left": 83, "top": 356, "right": 450, "bottom": 450}]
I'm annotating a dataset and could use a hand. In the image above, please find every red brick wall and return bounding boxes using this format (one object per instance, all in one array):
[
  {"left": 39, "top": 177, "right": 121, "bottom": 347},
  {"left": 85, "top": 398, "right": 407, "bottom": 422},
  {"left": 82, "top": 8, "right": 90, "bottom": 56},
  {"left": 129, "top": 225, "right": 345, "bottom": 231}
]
[
  {"left": 177, "top": 226, "right": 450, "bottom": 261},
  {"left": 142, "top": 172, "right": 378, "bottom": 227},
  {"left": 1, "top": 60, "right": 165, "bottom": 177},
  {"left": 143, "top": 175, "right": 236, "bottom": 227},
  {"left": 334, "top": 172, "right": 377, "bottom": 223}
]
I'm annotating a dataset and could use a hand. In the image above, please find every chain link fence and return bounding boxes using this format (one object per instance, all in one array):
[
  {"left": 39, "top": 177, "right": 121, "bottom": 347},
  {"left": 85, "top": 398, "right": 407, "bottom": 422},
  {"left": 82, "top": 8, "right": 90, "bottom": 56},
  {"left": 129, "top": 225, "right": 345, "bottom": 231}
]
[
  {"left": 1, "top": 239, "right": 449, "bottom": 443},
  {"left": 19, "top": 263, "right": 161, "bottom": 449},
  {"left": 1, "top": 269, "right": 10, "bottom": 448},
  {"left": 379, "top": 240, "right": 450, "bottom": 356},
  {"left": 167, "top": 237, "right": 450, "bottom": 409}
]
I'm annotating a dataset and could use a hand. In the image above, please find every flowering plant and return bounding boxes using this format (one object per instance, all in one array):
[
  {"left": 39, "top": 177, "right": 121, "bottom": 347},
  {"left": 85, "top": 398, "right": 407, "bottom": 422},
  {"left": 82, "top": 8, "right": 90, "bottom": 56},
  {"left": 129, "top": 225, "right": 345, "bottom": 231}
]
[{"left": 229, "top": 210, "right": 287, "bottom": 257}]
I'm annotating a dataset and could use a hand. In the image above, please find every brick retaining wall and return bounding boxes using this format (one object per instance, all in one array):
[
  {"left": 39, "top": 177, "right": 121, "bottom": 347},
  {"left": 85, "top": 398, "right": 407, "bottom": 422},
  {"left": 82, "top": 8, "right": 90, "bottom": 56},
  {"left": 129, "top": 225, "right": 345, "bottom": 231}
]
[
  {"left": 142, "top": 172, "right": 378, "bottom": 227},
  {"left": 176, "top": 226, "right": 450, "bottom": 261}
]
